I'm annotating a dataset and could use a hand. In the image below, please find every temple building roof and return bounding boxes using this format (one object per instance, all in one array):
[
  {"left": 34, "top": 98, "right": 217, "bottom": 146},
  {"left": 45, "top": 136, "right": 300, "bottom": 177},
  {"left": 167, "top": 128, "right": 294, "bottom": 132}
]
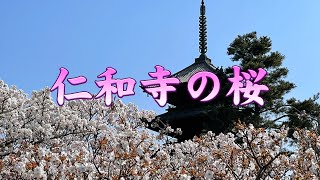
[{"left": 172, "top": 55, "right": 218, "bottom": 83}]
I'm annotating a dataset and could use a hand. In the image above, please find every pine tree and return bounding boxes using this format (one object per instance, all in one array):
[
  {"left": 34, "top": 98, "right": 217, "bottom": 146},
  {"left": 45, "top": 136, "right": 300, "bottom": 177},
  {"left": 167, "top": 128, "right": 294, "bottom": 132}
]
[
  {"left": 285, "top": 93, "right": 320, "bottom": 136},
  {"left": 226, "top": 31, "right": 295, "bottom": 127}
]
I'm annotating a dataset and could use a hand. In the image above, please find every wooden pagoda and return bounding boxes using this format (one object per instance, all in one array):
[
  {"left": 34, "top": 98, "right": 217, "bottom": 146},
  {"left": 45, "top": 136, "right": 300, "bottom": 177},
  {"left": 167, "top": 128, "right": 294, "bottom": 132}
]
[{"left": 142, "top": 0, "right": 236, "bottom": 141}]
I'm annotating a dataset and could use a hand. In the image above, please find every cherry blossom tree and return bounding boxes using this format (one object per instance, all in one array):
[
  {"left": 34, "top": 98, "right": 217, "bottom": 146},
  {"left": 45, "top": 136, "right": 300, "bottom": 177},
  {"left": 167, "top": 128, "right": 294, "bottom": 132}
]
[{"left": 0, "top": 80, "right": 319, "bottom": 179}]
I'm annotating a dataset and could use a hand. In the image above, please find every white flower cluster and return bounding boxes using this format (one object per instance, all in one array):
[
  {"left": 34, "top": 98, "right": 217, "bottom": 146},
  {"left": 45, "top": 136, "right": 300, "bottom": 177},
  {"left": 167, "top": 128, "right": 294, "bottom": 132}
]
[{"left": 0, "top": 80, "right": 319, "bottom": 179}]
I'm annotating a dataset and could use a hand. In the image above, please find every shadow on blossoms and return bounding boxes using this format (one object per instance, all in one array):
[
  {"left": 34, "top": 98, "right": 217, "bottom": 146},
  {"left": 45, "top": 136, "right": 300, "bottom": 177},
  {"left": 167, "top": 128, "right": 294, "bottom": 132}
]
[{"left": 0, "top": 80, "right": 319, "bottom": 179}]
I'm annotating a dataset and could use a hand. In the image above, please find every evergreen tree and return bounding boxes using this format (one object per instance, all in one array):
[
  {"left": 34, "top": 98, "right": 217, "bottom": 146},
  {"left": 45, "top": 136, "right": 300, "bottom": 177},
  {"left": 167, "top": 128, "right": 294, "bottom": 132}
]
[
  {"left": 226, "top": 32, "right": 295, "bottom": 127},
  {"left": 285, "top": 93, "right": 320, "bottom": 136}
]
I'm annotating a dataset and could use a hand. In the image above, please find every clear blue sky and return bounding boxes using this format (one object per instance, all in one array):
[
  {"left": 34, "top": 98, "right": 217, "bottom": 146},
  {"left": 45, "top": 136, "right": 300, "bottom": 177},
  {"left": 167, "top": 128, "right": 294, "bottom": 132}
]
[{"left": 0, "top": 1, "right": 319, "bottom": 114}]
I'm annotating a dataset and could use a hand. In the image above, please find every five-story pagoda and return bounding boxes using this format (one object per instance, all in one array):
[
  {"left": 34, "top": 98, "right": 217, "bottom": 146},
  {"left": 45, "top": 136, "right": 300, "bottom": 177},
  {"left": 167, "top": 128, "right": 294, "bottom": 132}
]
[{"left": 142, "top": 0, "right": 236, "bottom": 141}]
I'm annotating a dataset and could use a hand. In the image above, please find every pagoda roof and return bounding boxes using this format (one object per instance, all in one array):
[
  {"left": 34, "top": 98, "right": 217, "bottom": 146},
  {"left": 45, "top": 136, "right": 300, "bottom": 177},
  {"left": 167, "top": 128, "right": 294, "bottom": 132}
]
[
  {"left": 171, "top": 56, "right": 218, "bottom": 83},
  {"left": 157, "top": 108, "right": 213, "bottom": 121}
]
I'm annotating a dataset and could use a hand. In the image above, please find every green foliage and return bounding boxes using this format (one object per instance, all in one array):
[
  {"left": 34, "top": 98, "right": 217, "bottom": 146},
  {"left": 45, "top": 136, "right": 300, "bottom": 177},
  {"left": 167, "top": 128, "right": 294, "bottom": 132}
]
[
  {"left": 226, "top": 32, "right": 296, "bottom": 128},
  {"left": 285, "top": 93, "right": 320, "bottom": 137}
]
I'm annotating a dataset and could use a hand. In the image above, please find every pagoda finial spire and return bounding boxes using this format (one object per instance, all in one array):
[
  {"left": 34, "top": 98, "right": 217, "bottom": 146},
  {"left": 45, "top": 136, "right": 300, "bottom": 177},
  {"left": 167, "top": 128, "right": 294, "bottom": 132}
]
[
  {"left": 195, "top": 0, "right": 211, "bottom": 63},
  {"left": 199, "top": 0, "right": 207, "bottom": 56}
]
